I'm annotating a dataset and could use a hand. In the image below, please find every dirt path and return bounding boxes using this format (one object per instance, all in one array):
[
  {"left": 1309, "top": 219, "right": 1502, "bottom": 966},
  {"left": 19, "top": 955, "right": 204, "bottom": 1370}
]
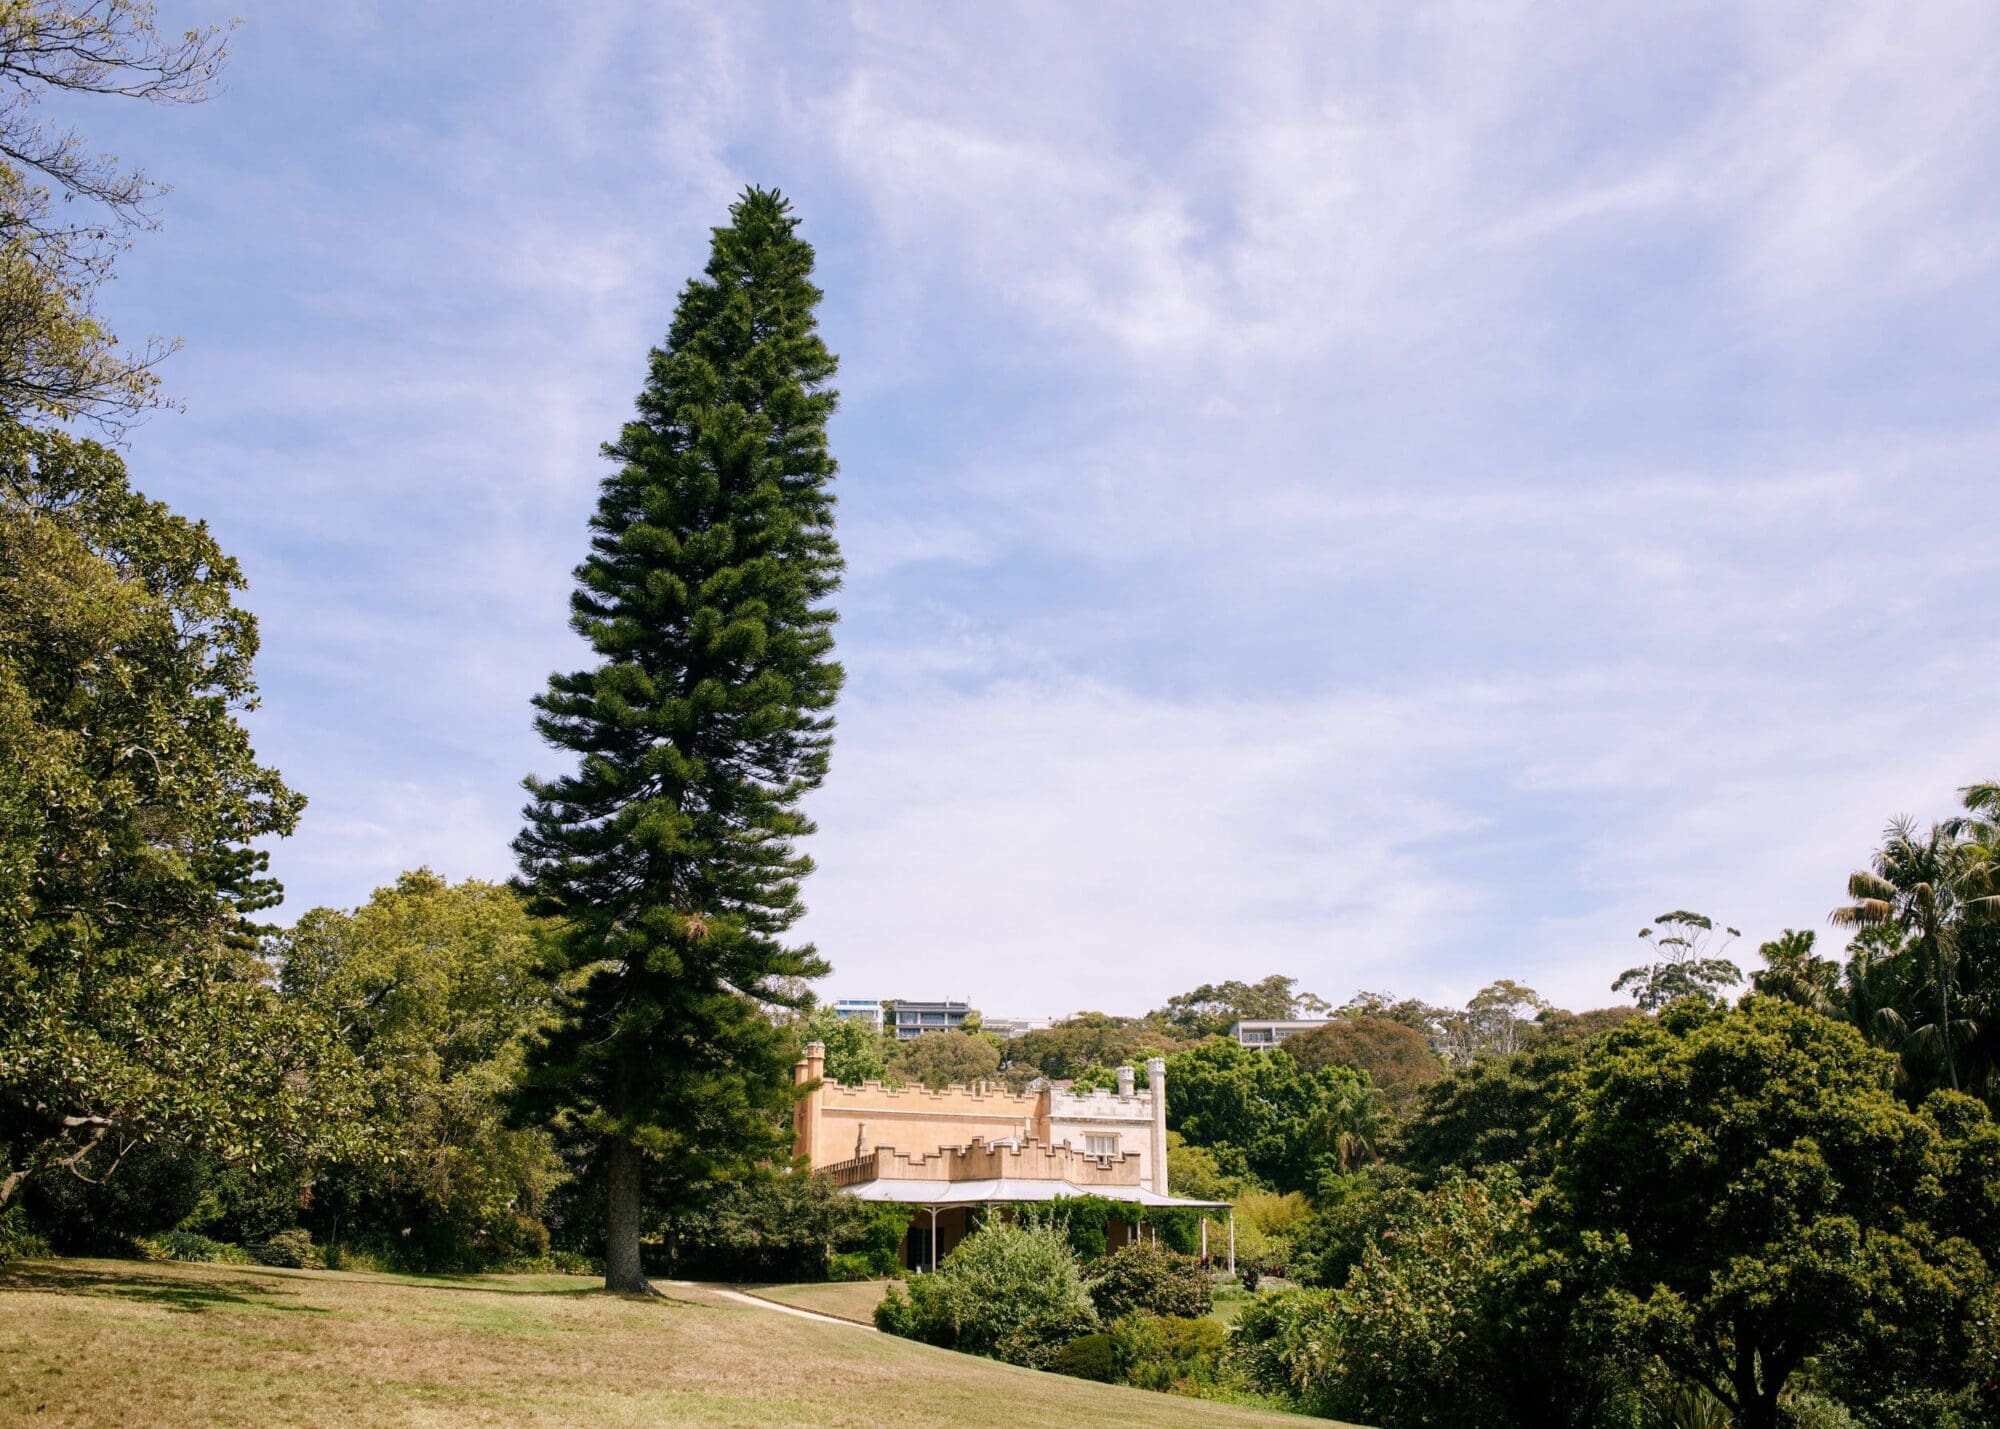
[{"left": 666, "top": 1281, "right": 879, "bottom": 1331}]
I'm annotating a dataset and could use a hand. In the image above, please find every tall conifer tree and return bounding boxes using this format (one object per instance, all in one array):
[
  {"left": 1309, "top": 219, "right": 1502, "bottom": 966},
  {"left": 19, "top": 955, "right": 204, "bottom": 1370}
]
[{"left": 515, "top": 189, "right": 842, "bottom": 1292}]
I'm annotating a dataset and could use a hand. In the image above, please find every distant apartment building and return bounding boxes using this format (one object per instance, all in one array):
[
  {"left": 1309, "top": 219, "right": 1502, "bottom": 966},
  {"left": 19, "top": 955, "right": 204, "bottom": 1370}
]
[
  {"left": 979, "top": 1014, "right": 1053, "bottom": 1039},
  {"left": 885, "top": 999, "right": 971, "bottom": 1039},
  {"left": 1229, "top": 1018, "right": 1331, "bottom": 1048},
  {"left": 829, "top": 999, "right": 884, "bottom": 1032}
]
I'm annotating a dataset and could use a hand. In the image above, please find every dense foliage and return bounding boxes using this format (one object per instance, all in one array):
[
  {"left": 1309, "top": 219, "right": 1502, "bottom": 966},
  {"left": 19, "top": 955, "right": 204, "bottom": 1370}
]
[
  {"left": 1087, "top": 1241, "right": 1214, "bottom": 1321},
  {"left": 276, "top": 872, "right": 563, "bottom": 1270},
  {"left": 1165, "top": 1039, "right": 1381, "bottom": 1192},
  {"left": 657, "top": 1171, "right": 907, "bottom": 1282},
  {"left": 876, "top": 1222, "right": 1098, "bottom": 1368},
  {"left": 0, "top": 424, "right": 366, "bottom": 1217}
]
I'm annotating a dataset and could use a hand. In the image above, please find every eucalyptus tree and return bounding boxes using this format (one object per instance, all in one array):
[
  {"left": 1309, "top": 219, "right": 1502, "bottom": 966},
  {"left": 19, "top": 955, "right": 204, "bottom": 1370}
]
[{"left": 1611, "top": 910, "right": 1741, "bottom": 1011}]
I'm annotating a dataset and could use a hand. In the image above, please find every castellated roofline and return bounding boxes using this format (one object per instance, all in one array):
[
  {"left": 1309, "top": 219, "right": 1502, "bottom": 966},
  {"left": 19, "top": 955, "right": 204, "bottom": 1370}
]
[{"left": 820, "top": 1135, "right": 1146, "bottom": 1189}]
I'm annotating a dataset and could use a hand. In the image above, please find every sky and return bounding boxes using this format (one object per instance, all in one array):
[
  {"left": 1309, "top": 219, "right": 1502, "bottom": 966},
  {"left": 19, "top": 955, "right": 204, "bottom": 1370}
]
[{"left": 85, "top": 1, "right": 2000, "bottom": 1018}]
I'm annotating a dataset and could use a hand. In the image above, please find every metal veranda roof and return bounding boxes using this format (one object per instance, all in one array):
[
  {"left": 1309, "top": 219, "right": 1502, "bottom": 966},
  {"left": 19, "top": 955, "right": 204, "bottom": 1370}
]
[{"left": 835, "top": 1177, "right": 1232, "bottom": 1210}]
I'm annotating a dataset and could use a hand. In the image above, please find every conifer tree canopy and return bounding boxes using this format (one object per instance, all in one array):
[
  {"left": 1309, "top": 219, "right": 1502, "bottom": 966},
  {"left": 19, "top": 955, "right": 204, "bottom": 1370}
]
[{"left": 514, "top": 188, "right": 843, "bottom": 1293}]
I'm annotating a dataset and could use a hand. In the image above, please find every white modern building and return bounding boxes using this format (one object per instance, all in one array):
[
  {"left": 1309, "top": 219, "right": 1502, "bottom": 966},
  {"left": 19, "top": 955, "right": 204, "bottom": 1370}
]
[
  {"left": 829, "top": 998, "right": 885, "bottom": 1032},
  {"left": 1229, "top": 1018, "right": 1331, "bottom": 1048}
]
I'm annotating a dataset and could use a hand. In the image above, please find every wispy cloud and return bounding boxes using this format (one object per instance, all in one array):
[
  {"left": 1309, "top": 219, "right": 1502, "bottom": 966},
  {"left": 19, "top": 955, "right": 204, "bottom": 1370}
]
[{"left": 92, "top": 1, "right": 2000, "bottom": 1016}]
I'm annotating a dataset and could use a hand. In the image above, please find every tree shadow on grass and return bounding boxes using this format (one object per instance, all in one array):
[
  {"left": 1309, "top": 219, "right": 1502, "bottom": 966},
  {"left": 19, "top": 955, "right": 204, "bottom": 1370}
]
[{"left": 0, "top": 1262, "right": 330, "bottom": 1316}]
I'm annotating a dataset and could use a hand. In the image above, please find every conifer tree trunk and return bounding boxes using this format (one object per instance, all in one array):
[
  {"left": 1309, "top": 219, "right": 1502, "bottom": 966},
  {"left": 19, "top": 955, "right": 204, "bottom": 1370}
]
[{"left": 603, "top": 1139, "right": 647, "bottom": 1294}]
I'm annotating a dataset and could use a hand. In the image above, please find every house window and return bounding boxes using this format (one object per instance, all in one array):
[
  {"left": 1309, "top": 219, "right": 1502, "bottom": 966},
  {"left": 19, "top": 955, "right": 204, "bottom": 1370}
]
[{"left": 1085, "top": 1134, "right": 1118, "bottom": 1158}]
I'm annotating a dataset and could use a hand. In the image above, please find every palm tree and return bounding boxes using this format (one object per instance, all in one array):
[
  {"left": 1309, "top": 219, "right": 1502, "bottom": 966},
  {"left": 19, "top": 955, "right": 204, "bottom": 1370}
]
[
  {"left": 1951, "top": 781, "right": 2000, "bottom": 1100},
  {"left": 1831, "top": 818, "right": 1980, "bottom": 1093},
  {"left": 1749, "top": 929, "right": 1841, "bottom": 1017}
]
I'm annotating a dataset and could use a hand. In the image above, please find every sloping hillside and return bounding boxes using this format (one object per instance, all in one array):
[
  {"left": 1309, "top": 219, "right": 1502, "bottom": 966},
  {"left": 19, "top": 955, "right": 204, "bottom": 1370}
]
[{"left": 0, "top": 1258, "right": 1320, "bottom": 1427}]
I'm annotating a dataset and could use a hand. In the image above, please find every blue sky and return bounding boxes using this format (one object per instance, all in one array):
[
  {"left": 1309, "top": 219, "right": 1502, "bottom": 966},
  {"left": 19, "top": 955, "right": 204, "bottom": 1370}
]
[{"left": 94, "top": 2, "right": 2000, "bottom": 1017}]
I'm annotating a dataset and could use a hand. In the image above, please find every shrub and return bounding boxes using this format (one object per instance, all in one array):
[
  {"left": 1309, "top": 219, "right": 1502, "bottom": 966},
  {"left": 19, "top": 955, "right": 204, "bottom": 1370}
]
[
  {"left": 885, "top": 1222, "right": 1099, "bottom": 1367},
  {"left": 1112, "top": 1312, "right": 1231, "bottom": 1393},
  {"left": 143, "top": 1230, "right": 236, "bottom": 1263},
  {"left": 0, "top": 1206, "right": 52, "bottom": 1264},
  {"left": 321, "top": 1243, "right": 390, "bottom": 1273},
  {"left": 249, "top": 1228, "right": 319, "bottom": 1269},
  {"left": 22, "top": 1141, "right": 211, "bottom": 1253},
  {"left": 827, "top": 1252, "right": 875, "bottom": 1282},
  {"left": 1239, "top": 1265, "right": 1261, "bottom": 1293},
  {"left": 1088, "top": 1242, "right": 1213, "bottom": 1320},
  {"left": 856, "top": 1203, "right": 914, "bottom": 1276},
  {"left": 1053, "top": 1332, "right": 1118, "bottom": 1382},
  {"left": 995, "top": 1301, "right": 1102, "bottom": 1371},
  {"left": 874, "top": 1281, "right": 915, "bottom": 1336},
  {"left": 1779, "top": 1390, "right": 1858, "bottom": 1429},
  {"left": 1228, "top": 1288, "right": 1341, "bottom": 1411},
  {"left": 487, "top": 1212, "right": 550, "bottom": 1266},
  {"left": 660, "top": 1173, "right": 896, "bottom": 1281}
]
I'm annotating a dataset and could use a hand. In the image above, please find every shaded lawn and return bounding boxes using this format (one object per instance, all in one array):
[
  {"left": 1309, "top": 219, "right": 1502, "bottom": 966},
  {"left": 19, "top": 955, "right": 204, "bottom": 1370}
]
[{"left": 0, "top": 1258, "right": 1323, "bottom": 1427}]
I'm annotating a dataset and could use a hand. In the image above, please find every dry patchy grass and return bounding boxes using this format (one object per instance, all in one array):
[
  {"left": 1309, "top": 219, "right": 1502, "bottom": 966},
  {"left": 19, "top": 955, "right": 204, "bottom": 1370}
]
[
  {"left": 745, "top": 1278, "right": 891, "bottom": 1324},
  {"left": 0, "top": 1258, "right": 1317, "bottom": 1427}
]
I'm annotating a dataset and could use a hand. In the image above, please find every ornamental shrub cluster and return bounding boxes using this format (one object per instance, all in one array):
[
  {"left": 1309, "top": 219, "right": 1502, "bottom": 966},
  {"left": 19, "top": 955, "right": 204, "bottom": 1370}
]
[
  {"left": 1087, "top": 1241, "right": 1213, "bottom": 1320},
  {"left": 876, "top": 1223, "right": 1254, "bottom": 1401},
  {"left": 882, "top": 1222, "right": 1098, "bottom": 1369}
]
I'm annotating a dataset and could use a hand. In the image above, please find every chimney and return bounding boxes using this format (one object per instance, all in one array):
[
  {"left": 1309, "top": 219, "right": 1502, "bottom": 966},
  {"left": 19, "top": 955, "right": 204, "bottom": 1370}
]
[
  {"left": 1115, "top": 1065, "right": 1135, "bottom": 1098},
  {"left": 1146, "top": 1056, "right": 1169, "bottom": 1196},
  {"left": 793, "top": 1041, "right": 827, "bottom": 1166}
]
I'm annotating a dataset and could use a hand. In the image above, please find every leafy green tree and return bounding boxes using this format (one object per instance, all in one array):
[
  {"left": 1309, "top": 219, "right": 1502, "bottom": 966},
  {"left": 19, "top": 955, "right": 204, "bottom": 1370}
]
[
  {"left": 1232, "top": 1171, "right": 1642, "bottom": 1429},
  {"left": 1546, "top": 998, "right": 1991, "bottom": 1429},
  {"left": 1338, "top": 990, "right": 1451, "bottom": 1038},
  {"left": 790, "top": 1005, "right": 889, "bottom": 1086},
  {"left": 1165, "top": 1040, "right": 1380, "bottom": 1191},
  {"left": 1152, "top": 974, "right": 1325, "bottom": 1039},
  {"left": 1612, "top": 909, "right": 1742, "bottom": 1010},
  {"left": 1440, "top": 979, "right": 1549, "bottom": 1059},
  {"left": 1284, "top": 1014, "right": 1442, "bottom": 1115},
  {"left": 1400, "top": 1038, "right": 1586, "bottom": 1187},
  {"left": 0, "top": 423, "right": 363, "bottom": 1213},
  {"left": 513, "top": 188, "right": 844, "bottom": 1292},
  {"left": 0, "top": 2, "right": 231, "bottom": 429},
  {"left": 657, "top": 1169, "right": 896, "bottom": 1282},
  {"left": 1163, "top": 1131, "right": 1242, "bottom": 1203},
  {"left": 1523, "top": 1004, "right": 1644, "bottom": 1047},
  {"left": 275, "top": 871, "right": 562, "bottom": 1268},
  {"left": 1011, "top": 1012, "right": 1174, "bottom": 1080},
  {"left": 887, "top": 1029, "right": 1000, "bottom": 1090}
]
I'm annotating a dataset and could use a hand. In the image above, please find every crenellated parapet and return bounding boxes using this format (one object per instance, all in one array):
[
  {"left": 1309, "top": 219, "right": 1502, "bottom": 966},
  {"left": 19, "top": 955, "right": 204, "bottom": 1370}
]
[
  {"left": 821, "top": 1136, "right": 1144, "bottom": 1189},
  {"left": 1046, "top": 1086, "right": 1156, "bottom": 1122},
  {"left": 820, "top": 1079, "right": 1041, "bottom": 1115}
]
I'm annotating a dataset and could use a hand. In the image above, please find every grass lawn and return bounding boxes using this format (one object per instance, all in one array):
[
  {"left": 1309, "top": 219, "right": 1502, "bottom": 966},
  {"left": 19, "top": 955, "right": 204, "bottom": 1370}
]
[
  {"left": 0, "top": 1258, "right": 1326, "bottom": 1427},
  {"left": 746, "top": 1277, "right": 891, "bottom": 1324},
  {"left": 1209, "top": 1286, "right": 1256, "bottom": 1325}
]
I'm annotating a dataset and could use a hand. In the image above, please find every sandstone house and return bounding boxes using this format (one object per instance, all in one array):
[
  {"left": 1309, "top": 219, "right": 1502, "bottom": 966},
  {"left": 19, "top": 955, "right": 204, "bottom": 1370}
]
[{"left": 791, "top": 1044, "right": 1234, "bottom": 1269}]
